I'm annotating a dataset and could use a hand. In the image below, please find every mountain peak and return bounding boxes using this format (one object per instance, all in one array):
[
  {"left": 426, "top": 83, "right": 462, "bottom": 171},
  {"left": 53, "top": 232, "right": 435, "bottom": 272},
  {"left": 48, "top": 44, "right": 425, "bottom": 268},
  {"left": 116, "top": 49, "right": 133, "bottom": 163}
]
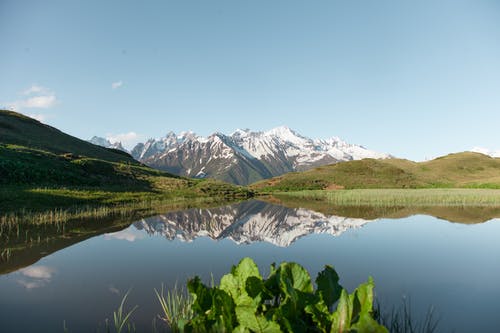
[
  {"left": 231, "top": 128, "right": 252, "bottom": 137},
  {"left": 264, "top": 126, "right": 308, "bottom": 145},
  {"left": 89, "top": 136, "right": 127, "bottom": 152},
  {"left": 266, "top": 125, "right": 294, "bottom": 135}
]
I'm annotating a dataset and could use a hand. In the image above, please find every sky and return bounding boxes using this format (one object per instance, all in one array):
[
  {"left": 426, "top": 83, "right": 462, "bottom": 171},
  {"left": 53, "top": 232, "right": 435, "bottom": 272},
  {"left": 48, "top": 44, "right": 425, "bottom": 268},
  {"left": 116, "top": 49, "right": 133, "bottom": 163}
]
[{"left": 1, "top": 0, "right": 500, "bottom": 161}]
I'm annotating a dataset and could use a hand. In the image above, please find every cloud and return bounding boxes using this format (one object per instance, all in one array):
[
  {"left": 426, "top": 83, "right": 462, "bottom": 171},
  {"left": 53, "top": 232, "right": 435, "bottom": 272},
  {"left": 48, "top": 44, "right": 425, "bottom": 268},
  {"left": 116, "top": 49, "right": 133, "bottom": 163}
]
[
  {"left": 106, "top": 131, "right": 144, "bottom": 150},
  {"left": 472, "top": 147, "right": 500, "bottom": 158},
  {"left": 19, "top": 265, "right": 54, "bottom": 279},
  {"left": 111, "top": 81, "right": 123, "bottom": 89},
  {"left": 23, "top": 85, "right": 49, "bottom": 95},
  {"left": 105, "top": 228, "right": 144, "bottom": 242},
  {"left": 6, "top": 85, "right": 57, "bottom": 112},
  {"left": 109, "top": 285, "right": 121, "bottom": 295},
  {"left": 18, "top": 280, "right": 46, "bottom": 290},
  {"left": 17, "top": 265, "right": 55, "bottom": 290},
  {"left": 12, "top": 95, "right": 57, "bottom": 109}
]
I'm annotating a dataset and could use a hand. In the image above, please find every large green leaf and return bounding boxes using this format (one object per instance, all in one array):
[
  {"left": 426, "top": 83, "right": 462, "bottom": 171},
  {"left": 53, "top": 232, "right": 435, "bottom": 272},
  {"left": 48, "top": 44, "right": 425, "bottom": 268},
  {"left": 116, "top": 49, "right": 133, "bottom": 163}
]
[
  {"left": 356, "top": 277, "right": 375, "bottom": 314},
  {"left": 220, "top": 274, "right": 240, "bottom": 300},
  {"left": 276, "top": 299, "right": 308, "bottom": 333},
  {"left": 220, "top": 257, "right": 262, "bottom": 304},
  {"left": 304, "top": 300, "right": 331, "bottom": 332},
  {"left": 350, "top": 312, "right": 389, "bottom": 333},
  {"left": 351, "top": 277, "right": 375, "bottom": 322},
  {"left": 279, "top": 262, "right": 314, "bottom": 294},
  {"left": 330, "top": 289, "right": 352, "bottom": 333},
  {"left": 210, "top": 288, "right": 236, "bottom": 330},
  {"left": 235, "top": 296, "right": 282, "bottom": 333},
  {"left": 315, "top": 265, "right": 342, "bottom": 309},
  {"left": 187, "top": 276, "right": 212, "bottom": 314},
  {"left": 233, "top": 257, "right": 261, "bottom": 281},
  {"left": 233, "top": 326, "right": 251, "bottom": 333},
  {"left": 186, "top": 277, "right": 236, "bottom": 332},
  {"left": 246, "top": 276, "right": 266, "bottom": 301},
  {"left": 267, "top": 262, "right": 315, "bottom": 332}
]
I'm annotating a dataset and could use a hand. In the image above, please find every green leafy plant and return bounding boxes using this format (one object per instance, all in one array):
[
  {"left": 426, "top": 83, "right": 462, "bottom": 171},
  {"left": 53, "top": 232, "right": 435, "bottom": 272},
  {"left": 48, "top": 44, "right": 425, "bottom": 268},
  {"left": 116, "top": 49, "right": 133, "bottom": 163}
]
[{"left": 174, "top": 257, "right": 388, "bottom": 333}]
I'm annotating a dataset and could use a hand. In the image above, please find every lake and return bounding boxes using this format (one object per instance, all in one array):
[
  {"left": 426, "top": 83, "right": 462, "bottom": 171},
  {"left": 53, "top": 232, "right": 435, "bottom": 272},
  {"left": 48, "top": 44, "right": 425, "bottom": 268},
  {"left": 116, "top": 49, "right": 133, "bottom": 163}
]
[{"left": 1, "top": 199, "right": 500, "bottom": 332}]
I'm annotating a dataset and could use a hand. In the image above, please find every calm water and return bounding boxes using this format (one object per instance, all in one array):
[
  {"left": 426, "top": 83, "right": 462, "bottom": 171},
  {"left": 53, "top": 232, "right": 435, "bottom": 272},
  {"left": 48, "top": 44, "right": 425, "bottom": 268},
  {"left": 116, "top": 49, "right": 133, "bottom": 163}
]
[{"left": 1, "top": 199, "right": 500, "bottom": 332}]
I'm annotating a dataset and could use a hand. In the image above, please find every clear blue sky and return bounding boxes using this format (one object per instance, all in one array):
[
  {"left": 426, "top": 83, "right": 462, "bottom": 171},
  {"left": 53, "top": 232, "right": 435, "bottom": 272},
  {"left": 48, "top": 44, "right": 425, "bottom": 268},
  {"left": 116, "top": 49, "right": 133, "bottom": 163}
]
[{"left": 1, "top": 0, "right": 500, "bottom": 160}]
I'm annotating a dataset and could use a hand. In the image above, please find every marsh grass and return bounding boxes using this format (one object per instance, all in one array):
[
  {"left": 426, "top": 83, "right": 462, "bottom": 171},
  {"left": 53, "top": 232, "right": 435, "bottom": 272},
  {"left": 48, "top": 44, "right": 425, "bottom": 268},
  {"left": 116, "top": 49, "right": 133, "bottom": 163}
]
[
  {"left": 375, "top": 298, "right": 440, "bottom": 333},
  {"left": 276, "top": 189, "right": 500, "bottom": 207},
  {"left": 0, "top": 248, "right": 11, "bottom": 262},
  {"left": 112, "top": 290, "right": 138, "bottom": 333},
  {"left": 61, "top": 283, "right": 439, "bottom": 333},
  {"left": 0, "top": 195, "right": 229, "bottom": 231},
  {"left": 155, "top": 283, "right": 193, "bottom": 331}
]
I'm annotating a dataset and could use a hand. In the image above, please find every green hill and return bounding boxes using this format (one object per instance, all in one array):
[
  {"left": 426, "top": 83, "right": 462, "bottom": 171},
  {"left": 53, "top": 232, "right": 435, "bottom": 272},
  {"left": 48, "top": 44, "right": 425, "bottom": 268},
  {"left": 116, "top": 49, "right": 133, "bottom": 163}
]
[
  {"left": 0, "top": 109, "right": 178, "bottom": 189},
  {"left": 252, "top": 152, "right": 500, "bottom": 191},
  {"left": 0, "top": 110, "right": 135, "bottom": 163},
  {"left": 0, "top": 110, "right": 251, "bottom": 215}
]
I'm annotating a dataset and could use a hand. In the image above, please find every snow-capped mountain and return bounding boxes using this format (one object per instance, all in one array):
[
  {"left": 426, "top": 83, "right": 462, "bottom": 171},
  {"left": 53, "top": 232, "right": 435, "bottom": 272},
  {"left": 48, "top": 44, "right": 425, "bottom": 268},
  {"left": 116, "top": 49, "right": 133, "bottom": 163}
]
[
  {"left": 88, "top": 136, "right": 127, "bottom": 152},
  {"left": 132, "top": 200, "right": 373, "bottom": 247},
  {"left": 89, "top": 127, "right": 390, "bottom": 185},
  {"left": 125, "top": 126, "right": 390, "bottom": 185}
]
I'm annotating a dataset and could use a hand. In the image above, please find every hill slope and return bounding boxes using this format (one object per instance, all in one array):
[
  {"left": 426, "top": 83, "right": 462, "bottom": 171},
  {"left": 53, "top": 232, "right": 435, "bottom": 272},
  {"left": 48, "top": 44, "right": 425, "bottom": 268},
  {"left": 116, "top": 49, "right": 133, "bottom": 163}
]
[
  {"left": 253, "top": 152, "right": 500, "bottom": 191},
  {"left": 1, "top": 110, "right": 134, "bottom": 163},
  {"left": 0, "top": 110, "right": 174, "bottom": 189},
  {"left": 0, "top": 110, "right": 251, "bottom": 213}
]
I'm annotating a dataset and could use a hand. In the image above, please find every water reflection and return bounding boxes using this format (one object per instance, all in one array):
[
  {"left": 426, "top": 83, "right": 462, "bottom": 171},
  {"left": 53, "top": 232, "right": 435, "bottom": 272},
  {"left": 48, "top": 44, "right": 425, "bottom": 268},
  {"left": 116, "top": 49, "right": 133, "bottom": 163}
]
[
  {"left": 1, "top": 200, "right": 500, "bottom": 332},
  {"left": 104, "top": 229, "right": 145, "bottom": 242},
  {"left": 269, "top": 195, "right": 500, "bottom": 223},
  {"left": 133, "top": 200, "right": 372, "bottom": 247},
  {"left": 3, "top": 199, "right": 500, "bottom": 276},
  {"left": 17, "top": 265, "right": 55, "bottom": 290}
]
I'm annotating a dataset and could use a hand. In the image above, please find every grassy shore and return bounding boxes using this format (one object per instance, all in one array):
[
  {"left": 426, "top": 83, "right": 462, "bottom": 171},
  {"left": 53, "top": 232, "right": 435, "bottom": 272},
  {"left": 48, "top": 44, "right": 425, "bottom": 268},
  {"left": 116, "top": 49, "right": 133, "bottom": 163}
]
[
  {"left": 273, "top": 188, "right": 500, "bottom": 207},
  {"left": 0, "top": 182, "right": 251, "bottom": 227}
]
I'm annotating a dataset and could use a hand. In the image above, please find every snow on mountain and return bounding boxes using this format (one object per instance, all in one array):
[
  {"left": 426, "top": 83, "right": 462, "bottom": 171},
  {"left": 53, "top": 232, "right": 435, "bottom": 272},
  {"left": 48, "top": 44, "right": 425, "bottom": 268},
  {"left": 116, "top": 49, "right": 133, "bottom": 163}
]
[
  {"left": 88, "top": 136, "right": 127, "bottom": 152},
  {"left": 127, "top": 126, "right": 391, "bottom": 185},
  {"left": 132, "top": 200, "right": 373, "bottom": 247}
]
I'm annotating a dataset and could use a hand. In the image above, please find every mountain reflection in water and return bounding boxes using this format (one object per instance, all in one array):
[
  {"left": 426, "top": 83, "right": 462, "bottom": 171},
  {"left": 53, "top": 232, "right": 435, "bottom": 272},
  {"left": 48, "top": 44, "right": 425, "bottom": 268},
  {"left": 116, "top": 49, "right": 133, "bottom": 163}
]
[
  {"left": 2, "top": 198, "right": 500, "bottom": 276},
  {"left": 133, "top": 200, "right": 372, "bottom": 247}
]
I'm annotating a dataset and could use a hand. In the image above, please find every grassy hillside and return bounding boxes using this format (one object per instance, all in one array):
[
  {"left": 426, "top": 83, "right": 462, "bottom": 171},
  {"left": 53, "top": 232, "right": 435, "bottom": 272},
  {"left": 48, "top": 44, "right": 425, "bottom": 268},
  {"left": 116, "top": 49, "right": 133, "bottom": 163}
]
[
  {"left": 252, "top": 152, "right": 500, "bottom": 191},
  {"left": 0, "top": 110, "right": 252, "bottom": 216},
  {"left": 0, "top": 110, "right": 135, "bottom": 163}
]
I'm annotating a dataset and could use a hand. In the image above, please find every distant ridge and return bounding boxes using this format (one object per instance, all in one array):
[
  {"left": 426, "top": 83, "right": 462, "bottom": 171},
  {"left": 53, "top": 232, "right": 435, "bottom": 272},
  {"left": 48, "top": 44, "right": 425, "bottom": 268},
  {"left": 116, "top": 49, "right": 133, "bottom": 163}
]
[
  {"left": 91, "top": 126, "right": 390, "bottom": 185},
  {"left": 252, "top": 151, "right": 500, "bottom": 190}
]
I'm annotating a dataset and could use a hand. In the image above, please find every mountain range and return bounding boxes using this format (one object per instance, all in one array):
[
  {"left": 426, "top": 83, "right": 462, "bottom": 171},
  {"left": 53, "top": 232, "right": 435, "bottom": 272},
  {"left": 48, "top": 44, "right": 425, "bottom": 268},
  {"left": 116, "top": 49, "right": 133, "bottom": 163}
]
[{"left": 90, "top": 126, "right": 390, "bottom": 185}]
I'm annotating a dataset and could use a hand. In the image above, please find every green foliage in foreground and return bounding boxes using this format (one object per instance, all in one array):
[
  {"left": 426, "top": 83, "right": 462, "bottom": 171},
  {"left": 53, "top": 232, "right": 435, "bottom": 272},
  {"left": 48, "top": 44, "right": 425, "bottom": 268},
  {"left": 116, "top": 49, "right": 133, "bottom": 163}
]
[{"left": 166, "top": 258, "right": 387, "bottom": 333}]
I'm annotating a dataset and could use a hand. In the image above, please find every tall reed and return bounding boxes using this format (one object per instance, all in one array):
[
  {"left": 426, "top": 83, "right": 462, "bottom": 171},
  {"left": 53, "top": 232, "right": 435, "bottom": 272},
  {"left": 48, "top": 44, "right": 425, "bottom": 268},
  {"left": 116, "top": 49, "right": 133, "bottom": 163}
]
[{"left": 155, "top": 283, "right": 193, "bottom": 331}]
